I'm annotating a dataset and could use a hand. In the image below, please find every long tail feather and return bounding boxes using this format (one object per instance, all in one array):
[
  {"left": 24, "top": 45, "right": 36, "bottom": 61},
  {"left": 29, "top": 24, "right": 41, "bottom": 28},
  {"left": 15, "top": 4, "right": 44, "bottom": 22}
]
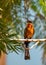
[
  {"left": 25, "top": 48, "right": 30, "bottom": 60},
  {"left": 24, "top": 41, "right": 30, "bottom": 60}
]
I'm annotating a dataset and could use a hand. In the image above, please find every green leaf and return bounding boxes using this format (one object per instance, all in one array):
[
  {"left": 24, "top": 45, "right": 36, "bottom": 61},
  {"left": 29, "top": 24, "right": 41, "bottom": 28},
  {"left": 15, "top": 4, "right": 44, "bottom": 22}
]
[
  {"left": 31, "top": 5, "right": 37, "bottom": 11},
  {"left": 8, "top": 44, "right": 19, "bottom": 54}
]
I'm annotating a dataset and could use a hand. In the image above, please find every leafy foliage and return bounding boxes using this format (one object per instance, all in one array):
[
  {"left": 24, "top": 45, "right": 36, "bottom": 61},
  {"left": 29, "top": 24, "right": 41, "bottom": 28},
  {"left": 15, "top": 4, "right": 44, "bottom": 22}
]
[{"left": 0, "top": 1, "right": 46, "bottom": 61}]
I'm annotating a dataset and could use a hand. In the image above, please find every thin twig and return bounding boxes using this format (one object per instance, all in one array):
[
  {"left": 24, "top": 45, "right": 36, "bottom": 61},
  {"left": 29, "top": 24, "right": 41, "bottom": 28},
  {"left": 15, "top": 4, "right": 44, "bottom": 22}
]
[
  {"left": 30, "top": 41, "right": 39, "bottom": 49},
  {"left": 22, "top": 41, "right": 39, "bottom": 50}
]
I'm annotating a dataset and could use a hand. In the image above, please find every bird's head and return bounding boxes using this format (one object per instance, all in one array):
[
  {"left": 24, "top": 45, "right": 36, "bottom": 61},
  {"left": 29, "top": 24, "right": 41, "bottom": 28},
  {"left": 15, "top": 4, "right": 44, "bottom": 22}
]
[{"left": 27, "top": 20, "right": 32, "bottom": 23}]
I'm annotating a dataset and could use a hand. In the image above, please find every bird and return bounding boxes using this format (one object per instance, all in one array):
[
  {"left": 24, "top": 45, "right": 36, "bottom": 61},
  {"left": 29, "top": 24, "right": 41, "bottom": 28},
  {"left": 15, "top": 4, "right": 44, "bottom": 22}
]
[{"left": 24, "top": 20, "right": 35, "bottom": 60}]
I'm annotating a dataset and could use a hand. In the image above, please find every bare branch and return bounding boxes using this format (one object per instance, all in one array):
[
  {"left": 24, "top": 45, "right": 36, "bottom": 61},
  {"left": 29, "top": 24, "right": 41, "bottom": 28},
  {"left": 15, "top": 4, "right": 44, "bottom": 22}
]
[
  {"left": 0, "top": 39, "right": 46, "bottom": 42},
  {"left": 10, "top": 39, "right": 46, "bottom": 42}
]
